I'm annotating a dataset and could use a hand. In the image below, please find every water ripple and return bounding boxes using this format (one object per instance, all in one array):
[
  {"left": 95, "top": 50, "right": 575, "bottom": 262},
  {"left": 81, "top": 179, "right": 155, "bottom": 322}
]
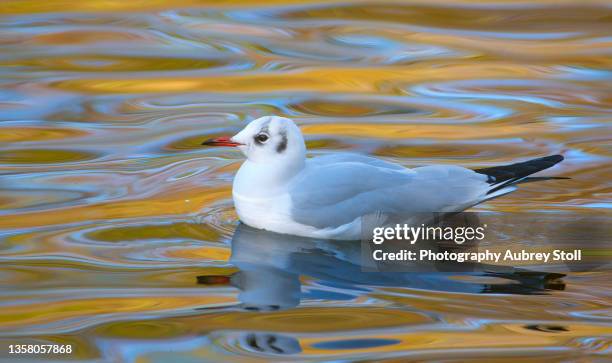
[{"left": 0, "top": 1, "right": 610, "bottom": 361}]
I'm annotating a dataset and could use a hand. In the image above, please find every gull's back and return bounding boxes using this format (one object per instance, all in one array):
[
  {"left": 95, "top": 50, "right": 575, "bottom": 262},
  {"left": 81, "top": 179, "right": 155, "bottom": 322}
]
[{"left": 287, "top": 154, "right": 489, "bottom": 235}]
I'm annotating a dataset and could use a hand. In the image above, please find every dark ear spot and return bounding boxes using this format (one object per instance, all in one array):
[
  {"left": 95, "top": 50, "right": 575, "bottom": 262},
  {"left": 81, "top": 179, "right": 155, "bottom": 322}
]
[{"left": 276, "top": 132, "right": 287, "bottom": 153}]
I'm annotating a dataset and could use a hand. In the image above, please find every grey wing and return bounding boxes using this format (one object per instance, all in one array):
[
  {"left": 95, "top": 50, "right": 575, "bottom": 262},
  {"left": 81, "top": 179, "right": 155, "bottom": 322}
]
[
  {"left": 289, "top": 162, "right": 491, "bottom": 230},
  {"left": 288, "top": 161, "right": 416, "bottom": 229}
]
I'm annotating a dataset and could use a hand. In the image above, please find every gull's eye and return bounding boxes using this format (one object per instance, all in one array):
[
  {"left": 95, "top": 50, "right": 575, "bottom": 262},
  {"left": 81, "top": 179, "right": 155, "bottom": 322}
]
[{"left": 255, "top": 133, "right": 269, "bottom": 143}]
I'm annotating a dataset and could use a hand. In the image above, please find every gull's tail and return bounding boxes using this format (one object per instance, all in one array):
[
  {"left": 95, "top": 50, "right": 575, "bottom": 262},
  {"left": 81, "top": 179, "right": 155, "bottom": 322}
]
[{"left": 475, "top": 155, "right": 567, "bottom": 195}]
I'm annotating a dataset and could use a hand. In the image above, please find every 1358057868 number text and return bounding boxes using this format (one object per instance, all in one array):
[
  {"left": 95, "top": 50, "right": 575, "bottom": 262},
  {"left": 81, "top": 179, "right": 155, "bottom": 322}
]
[{"left": 8, "top": 344, "right": 73, "bottom": 354}]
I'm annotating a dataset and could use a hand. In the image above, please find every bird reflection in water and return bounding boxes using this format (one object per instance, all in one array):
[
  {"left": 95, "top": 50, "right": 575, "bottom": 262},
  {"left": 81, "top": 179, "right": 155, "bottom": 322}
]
[
  {"left": 198, "top": 221, "right": 565, "bottom": 312},
  {"left": 196, "top": 219, "right": 565, "bottom": 355}
]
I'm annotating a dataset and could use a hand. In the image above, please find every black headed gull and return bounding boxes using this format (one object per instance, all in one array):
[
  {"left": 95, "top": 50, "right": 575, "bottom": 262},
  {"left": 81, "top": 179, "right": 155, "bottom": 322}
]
[{"left": 203, "top": 116, "right": 565, "bottom": 240}]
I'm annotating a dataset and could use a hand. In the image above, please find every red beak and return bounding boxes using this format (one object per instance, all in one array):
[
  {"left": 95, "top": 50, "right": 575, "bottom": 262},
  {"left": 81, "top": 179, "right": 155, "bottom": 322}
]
[{"left": 202, "top": 136, "right": 242, "bottom": 147}]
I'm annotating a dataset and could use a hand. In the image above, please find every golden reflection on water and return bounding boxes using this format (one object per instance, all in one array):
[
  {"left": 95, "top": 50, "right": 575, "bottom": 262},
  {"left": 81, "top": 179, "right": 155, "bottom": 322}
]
[{"left": 0, "top": 0, "right": 610, "bottom": 361}]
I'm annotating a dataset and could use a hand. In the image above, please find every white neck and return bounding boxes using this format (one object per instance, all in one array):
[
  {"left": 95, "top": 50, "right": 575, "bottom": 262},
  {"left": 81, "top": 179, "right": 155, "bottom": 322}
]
[{"left": 233, "top": 157, "right": 305, "bottom": 197}]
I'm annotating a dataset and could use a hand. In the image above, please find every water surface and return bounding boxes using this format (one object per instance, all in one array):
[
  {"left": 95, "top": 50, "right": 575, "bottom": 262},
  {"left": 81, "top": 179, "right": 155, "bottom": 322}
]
[{"left": 0, "top": 0, "right": 611, "bottom": 361}]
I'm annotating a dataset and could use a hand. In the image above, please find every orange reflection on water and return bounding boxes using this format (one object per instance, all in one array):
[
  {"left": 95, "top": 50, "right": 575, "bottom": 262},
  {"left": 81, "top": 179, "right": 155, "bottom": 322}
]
[{"left": 0, "top": 0, "right": 610, "bottom": 361}]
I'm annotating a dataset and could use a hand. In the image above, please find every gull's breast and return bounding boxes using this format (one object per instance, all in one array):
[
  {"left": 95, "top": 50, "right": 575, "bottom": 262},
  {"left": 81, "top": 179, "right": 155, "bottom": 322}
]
[
  {"left": 232, "top": 190, "right": 361, "bottom": 240},
  {"left": 232, "top": 190, "right": 293, "bottom": 230}
]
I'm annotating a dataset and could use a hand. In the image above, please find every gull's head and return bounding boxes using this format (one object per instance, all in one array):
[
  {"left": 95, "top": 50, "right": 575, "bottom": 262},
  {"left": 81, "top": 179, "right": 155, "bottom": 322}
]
[{"left": 203, "top": 116, "right": 306, "bottom": 164}]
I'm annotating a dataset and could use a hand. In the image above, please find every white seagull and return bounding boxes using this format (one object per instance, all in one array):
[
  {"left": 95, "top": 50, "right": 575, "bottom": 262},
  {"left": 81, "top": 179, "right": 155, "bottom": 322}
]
[{"left": 203, "top": 116, "right": 565, "bottom": 240}]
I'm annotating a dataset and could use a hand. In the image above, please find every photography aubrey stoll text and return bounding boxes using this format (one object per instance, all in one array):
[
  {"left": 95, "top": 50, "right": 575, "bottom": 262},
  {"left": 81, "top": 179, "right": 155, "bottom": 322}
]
[{"left": 372, "top": 249, "right": 582, "bottom": 263}]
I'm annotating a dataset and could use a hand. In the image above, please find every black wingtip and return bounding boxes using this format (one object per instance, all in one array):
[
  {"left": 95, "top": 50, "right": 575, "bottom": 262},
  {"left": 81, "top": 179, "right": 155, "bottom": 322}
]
[
  {"left": 544, "top": 154, "right": 564, "bottom": 163},
  {"left": 475, "top": 154, "right": 566, "bottom": 193}
]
